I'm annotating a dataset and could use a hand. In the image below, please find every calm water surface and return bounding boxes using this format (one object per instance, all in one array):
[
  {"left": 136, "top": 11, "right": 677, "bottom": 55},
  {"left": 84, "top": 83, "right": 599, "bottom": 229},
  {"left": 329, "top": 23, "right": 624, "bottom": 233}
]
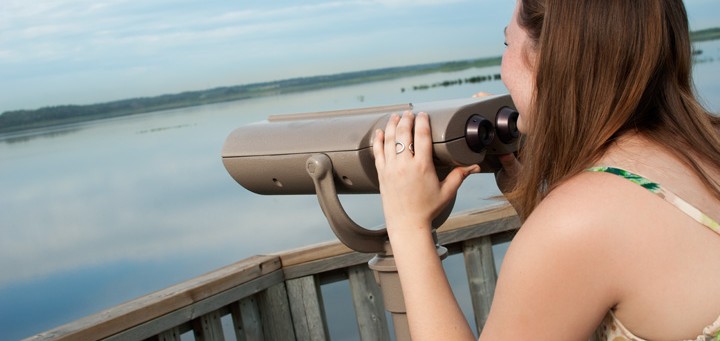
[{"left": 2, "top": 41, "right": 719, "bottom": 340}]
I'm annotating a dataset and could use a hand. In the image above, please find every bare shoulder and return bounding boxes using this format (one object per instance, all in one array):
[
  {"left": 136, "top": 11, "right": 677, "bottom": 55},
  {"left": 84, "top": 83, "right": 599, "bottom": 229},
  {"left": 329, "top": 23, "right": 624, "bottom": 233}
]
[
  {"left": 481, "top": 171, "right": 647, "bottom": 339},
  {"left": 519, "top": 170, "right": 648, "bottom": 247},
  {"left": 513, "top": 169, "right": 661, "bottom": 273}
]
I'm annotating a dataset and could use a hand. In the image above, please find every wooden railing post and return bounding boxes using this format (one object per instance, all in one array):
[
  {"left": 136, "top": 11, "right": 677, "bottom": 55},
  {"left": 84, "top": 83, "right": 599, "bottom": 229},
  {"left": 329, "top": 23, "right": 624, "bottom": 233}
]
[
  {"left": 231, "top": 296, "right": 264, "bottom": 341},
  {"left": 286, "top": 275, "right": 329, "bottom": 340},
  {"left": 462, "top": 236, "right": 498, "bottom": 334},
  {"left": 348, "top": 265, "right": 390, "bottom": 340},
  {"left": 192, "top": 310, "right": 225, "bottom": 341},
  {"left": 257, "top": 283, "right": 296, "bottom": 340}
]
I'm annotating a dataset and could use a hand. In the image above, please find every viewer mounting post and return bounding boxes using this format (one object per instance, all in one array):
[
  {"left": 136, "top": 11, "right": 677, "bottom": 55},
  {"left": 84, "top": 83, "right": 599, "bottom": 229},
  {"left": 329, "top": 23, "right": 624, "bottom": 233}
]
[{"left": 306, "top": 151, "right": 452, "bottom": 340}]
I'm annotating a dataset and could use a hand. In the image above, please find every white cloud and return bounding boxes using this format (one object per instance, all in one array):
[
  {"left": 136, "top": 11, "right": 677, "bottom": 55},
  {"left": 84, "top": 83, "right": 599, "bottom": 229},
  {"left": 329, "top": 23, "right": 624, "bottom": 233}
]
[{"left": 2, "top": 1, "right": 358, "bottom": 65}]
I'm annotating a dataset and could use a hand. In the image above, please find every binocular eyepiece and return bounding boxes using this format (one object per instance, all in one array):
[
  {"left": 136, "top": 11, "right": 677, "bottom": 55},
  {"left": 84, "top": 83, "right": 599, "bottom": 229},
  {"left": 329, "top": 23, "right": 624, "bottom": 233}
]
[
  {"left": 465, "top": 106, "right": 520, "bottom": 153},
  {"left": 222, "top": 94, "right": 519, "bottom": 196}
]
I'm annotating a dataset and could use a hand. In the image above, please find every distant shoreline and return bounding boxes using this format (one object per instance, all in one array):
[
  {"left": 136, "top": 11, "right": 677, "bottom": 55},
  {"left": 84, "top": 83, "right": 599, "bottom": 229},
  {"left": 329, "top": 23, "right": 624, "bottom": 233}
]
[
  {"left": 1, "top": 27, "right": 718, "bottom": 135},
  {"left": 0, "top": 57, "right": 502, "bottom": 134},
  {"left": 692, "top": 27, "right": 720, "bottom": 42}
]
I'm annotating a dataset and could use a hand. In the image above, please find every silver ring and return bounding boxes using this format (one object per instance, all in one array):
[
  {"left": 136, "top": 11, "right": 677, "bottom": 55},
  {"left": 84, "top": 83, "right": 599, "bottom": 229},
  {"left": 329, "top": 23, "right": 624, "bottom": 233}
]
[{"left": 395, "top": 141, "right": 405, "bottom": 154}]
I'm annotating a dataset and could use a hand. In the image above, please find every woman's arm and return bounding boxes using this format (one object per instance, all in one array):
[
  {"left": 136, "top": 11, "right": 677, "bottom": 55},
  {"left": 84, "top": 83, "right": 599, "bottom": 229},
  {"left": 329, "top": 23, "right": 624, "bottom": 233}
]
[{"left": 373, "top": 111, "right": 480, "bottom": 340}]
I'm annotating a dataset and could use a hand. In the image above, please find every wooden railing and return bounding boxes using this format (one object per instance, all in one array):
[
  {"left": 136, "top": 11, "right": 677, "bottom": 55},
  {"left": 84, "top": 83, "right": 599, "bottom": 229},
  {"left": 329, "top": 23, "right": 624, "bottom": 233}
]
[{"left": 26, "top": 202, "right": 519, "bottom": 341}]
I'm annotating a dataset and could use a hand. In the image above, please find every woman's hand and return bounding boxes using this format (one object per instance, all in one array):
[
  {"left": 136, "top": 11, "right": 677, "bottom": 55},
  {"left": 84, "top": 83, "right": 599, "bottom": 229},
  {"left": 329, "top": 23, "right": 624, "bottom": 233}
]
[
  {"left": 372, "top": 111, "right": 480, "bottom": 234},
  {"left": 495, "top": 153, "right": 522, "bottom": 194}
]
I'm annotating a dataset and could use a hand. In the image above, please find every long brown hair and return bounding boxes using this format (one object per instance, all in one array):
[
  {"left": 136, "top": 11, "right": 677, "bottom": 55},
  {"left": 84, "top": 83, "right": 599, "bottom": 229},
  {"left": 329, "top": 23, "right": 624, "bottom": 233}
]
[{"left": 510, "top": 0, "right": 720, "bottom": 220}]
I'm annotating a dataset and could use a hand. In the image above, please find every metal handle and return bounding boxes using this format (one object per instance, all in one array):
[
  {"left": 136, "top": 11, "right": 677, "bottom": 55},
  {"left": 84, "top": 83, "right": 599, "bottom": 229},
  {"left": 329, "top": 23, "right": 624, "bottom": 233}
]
[{"left": 306, "top": 153, "right": 455, "bottom": 253}]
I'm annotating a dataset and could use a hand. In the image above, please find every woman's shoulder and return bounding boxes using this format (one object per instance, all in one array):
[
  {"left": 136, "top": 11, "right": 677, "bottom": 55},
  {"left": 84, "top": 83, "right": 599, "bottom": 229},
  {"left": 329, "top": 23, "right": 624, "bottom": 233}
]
[
  {"left": 485, "top": 170, "right": 644, "bottom": 338},
  {"left": 511, "top": 167, "right": 660, "bottom": 283},
  {"left": 523, "top": 168, "right": 651, "bottom": 238}
]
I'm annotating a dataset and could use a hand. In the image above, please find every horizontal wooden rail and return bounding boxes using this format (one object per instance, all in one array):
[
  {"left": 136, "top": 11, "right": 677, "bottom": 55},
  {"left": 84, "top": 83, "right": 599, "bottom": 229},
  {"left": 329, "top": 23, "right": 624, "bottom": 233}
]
[{"left": 26, "top": 201, "right": 519, "bottom": 341}]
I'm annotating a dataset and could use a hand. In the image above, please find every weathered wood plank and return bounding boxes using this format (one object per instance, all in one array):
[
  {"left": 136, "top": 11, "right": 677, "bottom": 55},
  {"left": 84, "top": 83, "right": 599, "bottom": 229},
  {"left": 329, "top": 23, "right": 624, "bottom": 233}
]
[
  {"left": 102, "top": 270, "right": 283, "bottom": 341},
  {"left": 438, "top": 204, "right": 520, "bottom": 246},
  {"left": 276, "top": 240, "right": 354, "bottom": 267},
  {"left": 287, "top": 276, "right": 329, "bottom": 340},
  {"left": 257, "top": 283, "right": 296, "bottom": 340},
  {"left": 283, "top": 251, "right": 374, "bottom": 281},
  {"left": 192, "top": 310, "right": 225, "bottom": 341},
  {"left": 27, "top": 256, "right": 281, "bottom": 341},
  {"left": 440, "top": 202, "right": 516, "bottom": 231},
  {"left": 348, "top": 265, "right": 390, "bottom": 341},
  {"left": 231, "top": 296, "right": 264, "bottom": 341},
  {"left": 463, "top": 236, "right": 497, "bottom": 334}
]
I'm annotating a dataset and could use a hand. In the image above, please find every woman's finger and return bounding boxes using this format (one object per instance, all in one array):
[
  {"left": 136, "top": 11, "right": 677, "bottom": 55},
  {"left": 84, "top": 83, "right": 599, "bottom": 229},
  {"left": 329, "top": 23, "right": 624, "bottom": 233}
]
[
  {"left": 498, "top": 153, "right": 521, "bottom": 178},
  {"left": 495, "top": 153, "right": 521, "bottom": 194},
  {"left": 395, "top": 111, "right": 415, "bottom": 158},
  {"left": 372, "top": 129, "right": 386, "bottom": 170},
  {"left": 383, "top": 114, "right": 400, "bottom": 160},
  {"left": 413, "top": 112, "right": 432, "bottom": 163},
  {"left": 442, "top": 165, "right": 481, "bottom": 196}
]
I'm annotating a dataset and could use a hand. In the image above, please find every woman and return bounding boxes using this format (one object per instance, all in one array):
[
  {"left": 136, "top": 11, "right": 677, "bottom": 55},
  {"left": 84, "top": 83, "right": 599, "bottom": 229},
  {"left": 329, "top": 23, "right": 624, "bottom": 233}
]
[{"left": 372, "top": 0, "right": 720, "bottom": 340}]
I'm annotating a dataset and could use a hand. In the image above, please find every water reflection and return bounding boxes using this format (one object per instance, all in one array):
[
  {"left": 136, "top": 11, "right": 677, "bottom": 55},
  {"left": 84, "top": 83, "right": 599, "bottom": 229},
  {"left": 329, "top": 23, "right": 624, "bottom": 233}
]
[
  {"left": 0, "top": 126, "right": 81, "bottom": 145},
  {"left": 136, "top": 123, "right": 197, "bottom": 134}
]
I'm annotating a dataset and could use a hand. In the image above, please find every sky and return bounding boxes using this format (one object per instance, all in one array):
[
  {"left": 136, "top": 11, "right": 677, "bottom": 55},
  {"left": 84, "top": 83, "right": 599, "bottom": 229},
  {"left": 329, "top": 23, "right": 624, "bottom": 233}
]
[{"left": 1, "top": 0, "right": 719, "bottom": 113}]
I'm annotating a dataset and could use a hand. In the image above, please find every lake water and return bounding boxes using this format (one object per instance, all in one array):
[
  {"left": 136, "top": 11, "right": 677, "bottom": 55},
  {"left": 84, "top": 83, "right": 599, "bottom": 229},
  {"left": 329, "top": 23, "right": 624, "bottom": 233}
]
[{"left": 2, "top": 40, "right": 719, "bottom": 340}]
